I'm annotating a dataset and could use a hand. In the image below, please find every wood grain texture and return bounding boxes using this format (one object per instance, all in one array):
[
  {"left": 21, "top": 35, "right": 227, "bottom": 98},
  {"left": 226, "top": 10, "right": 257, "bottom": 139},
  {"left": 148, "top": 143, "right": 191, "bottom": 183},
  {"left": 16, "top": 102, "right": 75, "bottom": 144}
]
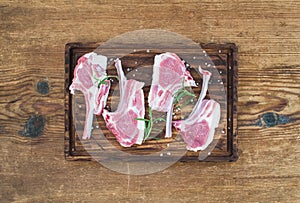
[{"left": 0, "top": 0, "right": 299, "bottom": 202}]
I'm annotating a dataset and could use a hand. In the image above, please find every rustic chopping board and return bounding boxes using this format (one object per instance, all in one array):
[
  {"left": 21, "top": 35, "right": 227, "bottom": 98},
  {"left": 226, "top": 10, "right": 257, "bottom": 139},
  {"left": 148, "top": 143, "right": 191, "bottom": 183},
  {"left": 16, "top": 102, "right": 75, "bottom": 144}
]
[{"left": 64, "top": 42, "right": 238, "bottom": 162}]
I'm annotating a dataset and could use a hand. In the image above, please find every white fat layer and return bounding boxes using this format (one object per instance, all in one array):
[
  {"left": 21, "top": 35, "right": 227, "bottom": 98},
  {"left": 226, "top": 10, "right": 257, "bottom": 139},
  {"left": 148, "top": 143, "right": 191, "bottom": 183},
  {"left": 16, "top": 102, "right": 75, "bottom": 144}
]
[
  {"left": 184, "top": 78, "right": 197, "bottom": 87},
  {"left": 148, "top": 54, "right": 161, "bottom": 108},
  {"left": 69, "top": 63, "right": 83, "bottom": 94},
  {"left": 82, "top": 89, "right": 97, "bottom": 139},
  {"left": 152, "top": 55, "right": 161, "bottom": 85},
  {"left": 84, "top": 52, "right": 94, "bottom": 58},
  {"left": 165, "top": 98, "right": 174, "bottom": 138},
  {"left": 89, "top": 53, "right": 107, "bottom": 70},
  {"left": 135, "top": 120, "right": 144, "bottom": 145}
]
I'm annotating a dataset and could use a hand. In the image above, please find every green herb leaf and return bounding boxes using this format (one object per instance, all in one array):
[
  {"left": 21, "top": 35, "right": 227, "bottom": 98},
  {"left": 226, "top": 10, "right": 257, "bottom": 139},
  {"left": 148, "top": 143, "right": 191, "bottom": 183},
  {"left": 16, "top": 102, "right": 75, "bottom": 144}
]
[
  {"left": 173, "top": 90, "right": 186, "bottom": 105},
  {"left": 183, "top": 90, "right": 196, "bottom": 98},
  {"left": 135, "top": 118, "right": 150, "bottom": 122},
  {"left": 172, "top": 78, "right": 196, "bottom": 106},
  {"left": 135, "top": 107, "right": 166, "bottom": 142},
  {"left": 97, "top": 75, "right": 119, "bottom": 87}
]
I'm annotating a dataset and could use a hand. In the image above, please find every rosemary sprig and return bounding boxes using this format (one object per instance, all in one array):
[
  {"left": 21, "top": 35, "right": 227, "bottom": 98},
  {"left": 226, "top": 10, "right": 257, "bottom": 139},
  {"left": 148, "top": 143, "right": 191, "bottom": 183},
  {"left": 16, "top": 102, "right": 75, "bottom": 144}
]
[
  {"left": 99, "top": 76, "right": 119, "bottom": 86},
  {"left": 135, "top": 118, "right": 150, "bottom": 122},
  {"left": 172, "top": 78, "right": 196, "bottom": 106},
  {"left": 93, "top": 75, "right": 119, "bottom": 87},
  {"left": 135, "top": 107, "right": 166, "bottom": 142}
]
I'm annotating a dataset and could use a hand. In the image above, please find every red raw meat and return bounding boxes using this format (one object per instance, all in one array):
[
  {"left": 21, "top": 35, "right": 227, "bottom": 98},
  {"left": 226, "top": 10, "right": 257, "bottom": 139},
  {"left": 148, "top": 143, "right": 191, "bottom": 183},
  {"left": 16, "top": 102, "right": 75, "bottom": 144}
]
[
  {"left": 102, "top": 59, "right": 145, "bottom": 147},
  {"left": 173, "top": 68, "right": 221, "bottom": 151},
  {"left": 148, "top": 52, "right": 196, "bottom": 138},
  {"left": 69, "top": 52, "right": 110, "bottom": 139}
]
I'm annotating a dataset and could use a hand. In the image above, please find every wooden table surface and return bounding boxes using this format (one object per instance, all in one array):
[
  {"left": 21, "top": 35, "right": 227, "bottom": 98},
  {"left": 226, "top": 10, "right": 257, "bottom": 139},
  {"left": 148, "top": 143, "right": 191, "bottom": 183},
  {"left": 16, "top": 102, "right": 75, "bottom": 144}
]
[{"left": 1, "top": 1, "right": 299, "bottom": 202}]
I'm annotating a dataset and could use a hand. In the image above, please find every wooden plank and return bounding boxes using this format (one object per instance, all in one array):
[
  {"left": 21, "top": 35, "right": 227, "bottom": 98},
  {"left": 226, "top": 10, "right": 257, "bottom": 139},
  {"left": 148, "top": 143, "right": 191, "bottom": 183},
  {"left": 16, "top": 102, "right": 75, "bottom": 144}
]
[
  {"left": 1, "top": 1, "right": 300, "bottom": 55},
  {"left": 0, "top": 0, "right": 299, "bottom": 202}
]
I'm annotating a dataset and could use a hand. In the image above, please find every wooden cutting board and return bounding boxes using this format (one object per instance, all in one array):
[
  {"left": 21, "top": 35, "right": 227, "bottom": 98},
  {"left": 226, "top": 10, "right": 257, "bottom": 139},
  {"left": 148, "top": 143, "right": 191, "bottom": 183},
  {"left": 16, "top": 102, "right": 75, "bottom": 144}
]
[{"left": 64, "top": 42, "right": 238, "bottom": 162}]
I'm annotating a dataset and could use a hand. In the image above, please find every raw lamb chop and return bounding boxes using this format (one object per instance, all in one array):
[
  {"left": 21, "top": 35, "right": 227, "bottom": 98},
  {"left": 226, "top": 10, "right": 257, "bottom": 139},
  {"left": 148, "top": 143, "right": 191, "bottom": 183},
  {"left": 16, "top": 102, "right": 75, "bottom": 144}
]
[
  {"left": 173, "top": 67, "right": 221, "bottom": 152},
  {"left": 148, "top": 52, "right": 196, "bottom": 138},
  {"left": 102, "top": 59, "right": 145, "bottom": 147},
  {"left": 69, "top": 52, "right": 110, "bottom": 139}
]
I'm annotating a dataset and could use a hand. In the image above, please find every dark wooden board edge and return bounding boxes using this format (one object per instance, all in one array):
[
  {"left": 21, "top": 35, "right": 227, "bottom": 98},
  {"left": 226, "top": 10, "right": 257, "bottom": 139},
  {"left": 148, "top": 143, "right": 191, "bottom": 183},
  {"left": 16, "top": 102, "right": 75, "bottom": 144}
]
[{"left": 64, "top": 42, "right": 238, "bottom": 162}]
